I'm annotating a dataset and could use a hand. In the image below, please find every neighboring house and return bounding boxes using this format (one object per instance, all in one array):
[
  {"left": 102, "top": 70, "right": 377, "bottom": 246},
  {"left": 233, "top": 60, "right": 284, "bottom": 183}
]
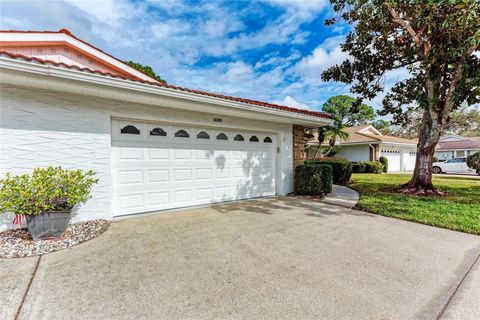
[
  {"left": 307, "top": 125, "right": 418, "bottom": 171},
  {"left": 434, "top": 135, "right": 480, "bottom": 160},
  {"left": 0, "top": 29, "right": 332, "bottom": 224}
]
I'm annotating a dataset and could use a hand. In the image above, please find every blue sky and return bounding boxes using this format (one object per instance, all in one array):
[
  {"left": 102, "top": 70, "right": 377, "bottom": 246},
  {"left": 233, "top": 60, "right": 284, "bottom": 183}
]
[{"left": 1, "top": 0, "right": 360, "bottom": 111}]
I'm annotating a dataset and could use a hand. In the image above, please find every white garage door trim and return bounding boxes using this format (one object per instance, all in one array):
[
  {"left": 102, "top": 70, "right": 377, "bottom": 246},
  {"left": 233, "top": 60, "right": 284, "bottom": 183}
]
[{"left": 111, "top": 119, "right": 278, "bottom": 216}]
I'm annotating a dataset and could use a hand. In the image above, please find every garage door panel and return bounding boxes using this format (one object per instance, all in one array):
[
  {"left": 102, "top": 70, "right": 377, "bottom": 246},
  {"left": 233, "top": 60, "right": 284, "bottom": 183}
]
[
  {"left": 216, "top": 186, "right": 232, "bottom": 199},
  {"left": 117, "top": 147, "right": 143, "bottom": 160},
  {"left": 148, "top": 169, "right": 169, "bottom": 183},
  {"left": 197, "top": 188, "right": 213, "bottom": 201},
  {"left": 174, "top": 190, "right": 193, "bottom": 202},
  {"left": 118, "top": 193, "right": 144, "bottom": 210},
  {"left": 148, "top": 148, "right": 169, "bottom": 160},
  {"left": 215, "top": 168, "right": 230, "bottom": 178},
  {"left": 118, "top": 170, "right": 144, "bottom": 185},
  {"left": 112, "top": 120, "right": 276, "bottom": 216},
  {"left": 148, "top": 192, "right": 169, "bottom": 206},
  {"left": 196, "top": 168, "right": 213, "bottom": 180},
  {"left": 173, "top": 149, "right": 193, "bottom": 160},
  {"left": 173, "top": 169, "right": 193, "bottom": 182}
]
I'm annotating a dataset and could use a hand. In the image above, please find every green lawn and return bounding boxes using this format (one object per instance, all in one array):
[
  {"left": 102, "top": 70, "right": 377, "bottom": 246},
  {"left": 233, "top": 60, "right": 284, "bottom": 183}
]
[{"left": 349, "top": 174, "right": 480, "bottom": 235}]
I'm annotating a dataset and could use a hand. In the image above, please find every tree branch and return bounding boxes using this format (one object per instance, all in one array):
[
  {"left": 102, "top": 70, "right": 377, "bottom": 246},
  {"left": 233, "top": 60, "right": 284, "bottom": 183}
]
[
  {"left": 385, "top": 4, "right": 431, "bottom": 55},
  {"left": 385, "top": 4, "right": 421, "bottom": 45},
  {"left": 444, "top": 43, "right": 478, "bottom": 113}
]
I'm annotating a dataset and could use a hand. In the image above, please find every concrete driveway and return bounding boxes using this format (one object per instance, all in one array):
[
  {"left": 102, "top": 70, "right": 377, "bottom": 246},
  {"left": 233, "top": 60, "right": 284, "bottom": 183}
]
[{"left": 2, "top": 197, "right": 480, "bottom": 320}]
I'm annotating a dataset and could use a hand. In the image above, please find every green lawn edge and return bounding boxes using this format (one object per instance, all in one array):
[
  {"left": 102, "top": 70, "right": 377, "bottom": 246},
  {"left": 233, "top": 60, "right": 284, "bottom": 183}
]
[{"left": 349, "top": 174, "right": 480, "bottom": 235}]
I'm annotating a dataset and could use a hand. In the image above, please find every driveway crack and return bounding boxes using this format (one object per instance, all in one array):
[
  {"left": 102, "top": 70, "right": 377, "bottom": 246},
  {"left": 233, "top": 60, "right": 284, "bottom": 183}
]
[{"left": 14, "top": 255, "right": 42, "bottom": 320}]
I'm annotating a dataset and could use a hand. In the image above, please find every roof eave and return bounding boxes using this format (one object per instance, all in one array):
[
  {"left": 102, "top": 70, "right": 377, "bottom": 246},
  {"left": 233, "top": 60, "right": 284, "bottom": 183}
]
[{"left": 0, "top": 57, "right": 333, "bottom": 126}]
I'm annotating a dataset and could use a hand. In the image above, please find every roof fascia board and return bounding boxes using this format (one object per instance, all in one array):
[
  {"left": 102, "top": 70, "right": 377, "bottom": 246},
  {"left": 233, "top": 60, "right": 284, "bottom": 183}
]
[
  {"left": 0, "top": 32, "right": 154, "bottom": 82},
  {"left": 0, "top": 58, "right": 332, "bottom": 126},
  {"left": 358, "top": 125, "right": 383, "bottom": 136}
]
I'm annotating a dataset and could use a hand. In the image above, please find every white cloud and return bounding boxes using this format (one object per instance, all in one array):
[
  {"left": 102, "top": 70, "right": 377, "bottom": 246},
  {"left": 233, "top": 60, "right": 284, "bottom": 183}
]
[
  {"left": 65, "top": 0, "right": 143, "bottom": 27},
  {"left": 295, "top": 36, "right": 349, "bottom": 80},
  {"left": 220, "top": 61, "right": 255, "bottom": 83},
  {"left": 262, "top": 0, "right": 329, "bottom": 17},
  {"left": 151, "top": 20, "right": 192, "bottom": 39},
  {"left": 271, "top": 96, "right": 309, "bottom": 108}
]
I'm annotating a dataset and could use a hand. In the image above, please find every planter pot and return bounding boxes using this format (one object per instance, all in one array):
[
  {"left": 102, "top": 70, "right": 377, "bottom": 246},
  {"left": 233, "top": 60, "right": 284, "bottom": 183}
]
[{"left": 26, "top": 211, "right": 72, "bottom": 241}]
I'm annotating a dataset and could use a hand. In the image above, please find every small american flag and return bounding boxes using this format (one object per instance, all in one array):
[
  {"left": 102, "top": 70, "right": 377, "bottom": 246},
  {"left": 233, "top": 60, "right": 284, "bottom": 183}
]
[{"left": 13, "top": 214, "right": 25, "bottom": 225}]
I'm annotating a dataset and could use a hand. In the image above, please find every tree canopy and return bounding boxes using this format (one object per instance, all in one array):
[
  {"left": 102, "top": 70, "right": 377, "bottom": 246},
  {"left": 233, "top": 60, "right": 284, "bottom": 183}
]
[
  {"left": 322, "top": 95, "right": 375, "bottom": 127},
  {"left": 126, "top": 61, "right": 167, "bottom": 84},
  {"left": 322, "top": 0, "right": 480, "bottom": 194},
  {"left": 323, "top": 1, "right": 479, "bottom": 125},
  {"left": 373, "top": 105, "right": 480, "bottom": 139}
]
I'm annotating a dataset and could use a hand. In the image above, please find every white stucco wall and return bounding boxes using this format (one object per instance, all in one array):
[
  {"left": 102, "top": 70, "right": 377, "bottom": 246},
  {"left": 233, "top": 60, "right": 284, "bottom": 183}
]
[
  {"left": 335, "top": 145, "right": 370, "bottom": 162},
  {"left": 0, "top": 85, "right": 294, "bottom": 227}
]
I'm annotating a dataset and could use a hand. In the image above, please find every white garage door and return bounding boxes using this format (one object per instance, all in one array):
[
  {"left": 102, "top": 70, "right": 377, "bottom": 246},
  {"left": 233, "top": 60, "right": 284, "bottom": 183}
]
[
  {"left": 111, "top": 120, "right": 277, "bottom": 216},
  {"left": 403, "top": 150, "right": 417, "bottom": 171},
  {"left": 381, "top": 148, "right": 401, "bottom": 172}
]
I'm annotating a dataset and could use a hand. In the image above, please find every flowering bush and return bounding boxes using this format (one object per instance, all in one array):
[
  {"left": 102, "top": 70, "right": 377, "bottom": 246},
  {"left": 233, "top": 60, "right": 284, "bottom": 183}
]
[{"left": 0, "top": 166, "right": 98, "bottom": 215}]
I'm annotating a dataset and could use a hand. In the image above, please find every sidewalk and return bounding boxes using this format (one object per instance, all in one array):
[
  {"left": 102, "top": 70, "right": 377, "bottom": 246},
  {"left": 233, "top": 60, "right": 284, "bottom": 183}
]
[{"left": 320, "top": 184, "right": 360, "bottom": 208}]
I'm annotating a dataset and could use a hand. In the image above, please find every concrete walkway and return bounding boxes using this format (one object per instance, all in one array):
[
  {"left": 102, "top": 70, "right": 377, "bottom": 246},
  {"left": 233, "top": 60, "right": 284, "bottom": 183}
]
[
  {"left": 440, "top": 255, "right": 480, "bottom": 320},
  {"left": 320, "top": 184, "right": 359, "bottom": 208},
  {"left": 1, "top": 197, "right": 479, "bottom": 320}
]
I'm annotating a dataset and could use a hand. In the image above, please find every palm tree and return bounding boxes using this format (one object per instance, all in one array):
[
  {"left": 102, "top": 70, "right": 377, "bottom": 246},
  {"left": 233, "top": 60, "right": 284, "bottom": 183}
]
[{"left": 309, "top": 125, "right": 349, "bottom": 159}]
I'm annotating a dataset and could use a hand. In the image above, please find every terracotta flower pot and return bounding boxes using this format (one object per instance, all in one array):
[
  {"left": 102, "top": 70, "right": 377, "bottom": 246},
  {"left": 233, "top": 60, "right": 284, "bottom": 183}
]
[{"left": 26, "top": 211, "right": 72, "bottom": 240}]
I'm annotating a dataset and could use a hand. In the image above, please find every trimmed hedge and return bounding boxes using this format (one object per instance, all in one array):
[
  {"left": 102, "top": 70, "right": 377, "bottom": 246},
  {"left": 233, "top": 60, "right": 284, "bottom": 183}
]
[
  {"left": 379, "top": 156, "right": 388, "bottom": 173},
  {"left": 295, "top": 164, "right": 333, "bottom": 196},
  {"left": 352, "top": 162, "right": 367, "bottom": 173},
  {"left": 319, "top": 164, "right": 333, "bottom": 193},
  {"left": 351, "top": 161, "right": 384, "bottom": 174},
  {"left": 432, "top": 156, "right": 439, "bottom": 163},
  {"left": 364, "top": 161, "right": 384, "bottom": 173},
  {"left": 306, "top": 157, "right": 352, "bottom": 185}
]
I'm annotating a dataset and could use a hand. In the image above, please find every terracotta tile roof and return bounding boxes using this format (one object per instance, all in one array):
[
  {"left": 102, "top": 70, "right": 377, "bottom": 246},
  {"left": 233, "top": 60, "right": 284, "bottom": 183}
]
[
  {"left": 437, "top": 138, "right": 480, "bottom": 150},
  {"left": 0, "top": 29, "right": 331, "bottom": 120}
]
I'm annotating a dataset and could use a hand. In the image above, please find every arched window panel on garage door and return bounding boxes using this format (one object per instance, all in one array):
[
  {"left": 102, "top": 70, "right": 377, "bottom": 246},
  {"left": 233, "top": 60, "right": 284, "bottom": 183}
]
[
  {"left": 197, "top": 131, "right": 210, "bottom": 139},
  {"left": 150, "top": 127, "right": 167, "bottom": 136},
  {"left": 175, "top": 129, "right": 190, "bottom": 138},
  {"left": 234, "top": 134, "right": 245, "bottom": 141},
  {"left": 249, "top": 135, "right": 259, "bottom": 142},
  {"left": 263, "top": 137, "right": 272, "bottom": 143},
  {"left": 216, "top": 133, "right": 228, "bottom": 140},
  {"left": 121, "top": 125, "right": 140, "bottom": 135}
]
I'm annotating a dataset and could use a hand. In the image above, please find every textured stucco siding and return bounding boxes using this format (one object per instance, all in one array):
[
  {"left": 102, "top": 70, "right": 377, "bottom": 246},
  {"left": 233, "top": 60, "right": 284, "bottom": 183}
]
[{"left": 0, "top": 86, "right": 294, "bottom": 227}]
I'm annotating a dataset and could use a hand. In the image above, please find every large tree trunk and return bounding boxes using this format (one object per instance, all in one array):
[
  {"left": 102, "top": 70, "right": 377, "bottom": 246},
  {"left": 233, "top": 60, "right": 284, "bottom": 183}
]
[{"left": 396, "top": 102, "right": 447, "bottom": 195}]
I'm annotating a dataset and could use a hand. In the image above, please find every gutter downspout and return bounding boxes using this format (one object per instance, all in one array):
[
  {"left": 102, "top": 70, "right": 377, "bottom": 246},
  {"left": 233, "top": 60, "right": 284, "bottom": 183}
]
[{"left": 368, "top": 144, "right": 375, "bottom": 161}]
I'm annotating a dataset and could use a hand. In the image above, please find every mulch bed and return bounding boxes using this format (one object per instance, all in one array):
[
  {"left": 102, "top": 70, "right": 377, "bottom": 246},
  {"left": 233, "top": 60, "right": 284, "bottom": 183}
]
[{"left": 0, "top": 219, "right": 110, "bottom": 259}]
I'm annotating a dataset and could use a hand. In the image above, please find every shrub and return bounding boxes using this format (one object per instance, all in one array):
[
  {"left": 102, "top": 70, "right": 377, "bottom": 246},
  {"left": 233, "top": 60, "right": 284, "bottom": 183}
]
[
  {"left": 379, "top": 156, "right": 388, "bottom": 173},
  {"left": 432, "top": 156, "right": 439, "bottom": 163},
  {"left": 467, "top": 152, "right": 480, "bottom": 170},
  {"left": 364, "top": 161, "right": 384, "bottom": 173},
  {"left": 309, "top": 157, "right": 352, "bottom": 185},
  {"left": 0, "top": 166, "right": 98, "bottom": 215},
  {"left": 318, "top": 164, "right": 333, "bottom": 193},
  {"left": 351, "top": 162, "right": 367, "bottom": 173},
  {"left": 295, "top": 164, "right": 333, "bottom": 196}
]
